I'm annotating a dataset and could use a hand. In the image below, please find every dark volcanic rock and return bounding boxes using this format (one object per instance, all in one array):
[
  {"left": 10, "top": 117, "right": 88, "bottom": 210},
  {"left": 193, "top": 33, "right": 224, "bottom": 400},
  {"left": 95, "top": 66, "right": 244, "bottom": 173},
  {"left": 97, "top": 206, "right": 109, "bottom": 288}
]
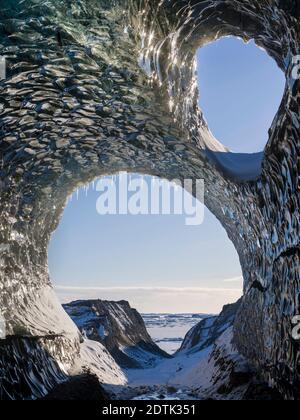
[
  {"left": 64, "top": 300, "right": 170, "bottom": 369},
  {"left": 243, "top": 382, "right": 284, "bottom": 401},
  {"left": 178, "top": 300, "right": 242, "bottom": 354}
]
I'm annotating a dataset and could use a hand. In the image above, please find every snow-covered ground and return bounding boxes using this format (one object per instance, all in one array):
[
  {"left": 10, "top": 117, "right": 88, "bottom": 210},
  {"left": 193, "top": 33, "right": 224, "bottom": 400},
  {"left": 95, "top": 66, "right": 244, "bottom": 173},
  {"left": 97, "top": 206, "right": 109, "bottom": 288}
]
[
  {"left": 125, "top": 345, "right": 212, "bottom": 387},
  {"left": 61, "top": 300, "right": 252, "bottom": 400},
  {"left": 142, "top": 313, "right": 211, "bottom": 354}
]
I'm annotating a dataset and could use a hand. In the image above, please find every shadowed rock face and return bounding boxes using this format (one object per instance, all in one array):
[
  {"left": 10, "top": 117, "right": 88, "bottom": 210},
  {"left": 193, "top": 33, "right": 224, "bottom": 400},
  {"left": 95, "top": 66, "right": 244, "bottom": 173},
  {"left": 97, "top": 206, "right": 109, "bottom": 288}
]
[{"left": 0, "top": 0, "right": 300, "bottom": 399}]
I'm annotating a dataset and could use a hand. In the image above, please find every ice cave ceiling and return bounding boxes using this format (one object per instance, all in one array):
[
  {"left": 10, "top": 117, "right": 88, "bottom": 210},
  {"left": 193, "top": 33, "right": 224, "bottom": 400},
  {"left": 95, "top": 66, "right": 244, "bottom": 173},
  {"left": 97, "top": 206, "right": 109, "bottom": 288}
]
[{"left": 0, "top": 0, "right": 300, "bottom": 399}]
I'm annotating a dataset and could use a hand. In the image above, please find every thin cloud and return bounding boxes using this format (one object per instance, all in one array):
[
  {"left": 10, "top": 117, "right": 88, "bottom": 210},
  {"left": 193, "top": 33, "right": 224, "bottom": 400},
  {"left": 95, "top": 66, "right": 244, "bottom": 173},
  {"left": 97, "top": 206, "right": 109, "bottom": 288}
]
[{"left": 223, "top": 276, "right": 243, "bottom": 283}]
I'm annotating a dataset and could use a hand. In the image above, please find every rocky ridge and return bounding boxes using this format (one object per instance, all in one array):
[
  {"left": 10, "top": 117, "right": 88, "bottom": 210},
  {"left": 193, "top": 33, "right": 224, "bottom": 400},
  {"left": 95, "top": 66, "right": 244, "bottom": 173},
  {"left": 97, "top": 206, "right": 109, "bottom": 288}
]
[{"left": 64, "top": 300, "right": 170, "bottom": 369}]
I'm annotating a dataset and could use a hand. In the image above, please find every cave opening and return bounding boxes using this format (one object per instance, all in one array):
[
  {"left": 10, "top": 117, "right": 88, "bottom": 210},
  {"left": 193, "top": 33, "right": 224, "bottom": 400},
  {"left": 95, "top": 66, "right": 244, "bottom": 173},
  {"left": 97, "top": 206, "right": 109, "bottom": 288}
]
[
  {"left": 197, "top": 37, "right": 285, "bottom": 154},
  {"left": 48, "top": 172, "right": 243, "bottom": 396}
]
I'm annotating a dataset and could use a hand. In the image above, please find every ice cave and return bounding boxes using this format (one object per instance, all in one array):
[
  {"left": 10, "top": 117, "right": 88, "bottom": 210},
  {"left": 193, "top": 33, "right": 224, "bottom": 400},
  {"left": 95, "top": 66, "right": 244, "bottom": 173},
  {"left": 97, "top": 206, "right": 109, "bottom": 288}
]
[{"left": 0, "top": 0, "right": 300, "bottom": 400}]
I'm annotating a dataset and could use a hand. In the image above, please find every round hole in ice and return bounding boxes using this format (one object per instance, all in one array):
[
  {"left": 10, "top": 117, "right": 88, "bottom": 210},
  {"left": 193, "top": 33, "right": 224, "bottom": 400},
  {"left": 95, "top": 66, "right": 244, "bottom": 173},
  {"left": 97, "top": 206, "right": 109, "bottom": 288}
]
[{"left": 197, "top": 37, "right": 285, "bottom": 153}]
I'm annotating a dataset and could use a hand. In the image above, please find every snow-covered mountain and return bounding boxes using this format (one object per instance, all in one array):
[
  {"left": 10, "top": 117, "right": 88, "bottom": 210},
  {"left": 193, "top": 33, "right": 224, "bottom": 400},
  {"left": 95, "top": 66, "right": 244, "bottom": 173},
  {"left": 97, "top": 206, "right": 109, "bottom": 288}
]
[
  {"left": 177, "top": 299, "right": 242, "bottom": 354},
  {"left": 64, "top": 300, "right": 170, "bottom": 369}
]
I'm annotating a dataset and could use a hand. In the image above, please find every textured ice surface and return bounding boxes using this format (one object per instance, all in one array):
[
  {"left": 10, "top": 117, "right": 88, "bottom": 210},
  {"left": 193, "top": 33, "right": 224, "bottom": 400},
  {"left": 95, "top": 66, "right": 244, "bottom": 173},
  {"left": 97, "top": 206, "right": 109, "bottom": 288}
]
[
  {"left": 0, "top": 0, "right": 299, "bottom": 399},
  {"left": 74, "top": 339, "right": 127, "bottom": 386}
]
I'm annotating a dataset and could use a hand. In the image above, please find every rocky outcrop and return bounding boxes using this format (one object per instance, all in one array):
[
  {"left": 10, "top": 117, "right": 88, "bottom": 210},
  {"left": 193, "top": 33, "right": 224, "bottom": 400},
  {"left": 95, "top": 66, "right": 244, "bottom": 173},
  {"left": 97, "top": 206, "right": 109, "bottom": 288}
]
[
  {"left": 0, "top": 0, "right": 300, "bottom": 399},
  {"left": 0, "top": 334, "right": 126, "bottom": 400},
  {"left": 41, "top": 374, "right": 110, "bottom": 401},
  {"left": 64, "top": 300, "right": 170, "bottom": 369},
  {"left": 178, "top": 300, "right": 242, "bottom": 354}
]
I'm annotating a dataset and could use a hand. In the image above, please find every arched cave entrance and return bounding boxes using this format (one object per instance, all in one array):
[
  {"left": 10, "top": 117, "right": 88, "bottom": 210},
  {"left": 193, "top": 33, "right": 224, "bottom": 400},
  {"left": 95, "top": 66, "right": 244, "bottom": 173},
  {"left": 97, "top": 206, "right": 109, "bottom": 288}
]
[{"left": 48, "top": 173, "right": 244, "bottom": 397}]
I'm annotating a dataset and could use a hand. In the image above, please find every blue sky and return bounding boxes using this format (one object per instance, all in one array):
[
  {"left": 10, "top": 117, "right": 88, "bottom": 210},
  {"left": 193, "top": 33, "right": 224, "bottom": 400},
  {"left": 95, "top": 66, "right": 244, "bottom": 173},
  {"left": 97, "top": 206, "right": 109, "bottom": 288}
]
[
  {"left": 50, "top": 37, "right": 285, "bottom": 313},
  {"left": 198, "top": 38, "right": 285, "bottom": 153}
]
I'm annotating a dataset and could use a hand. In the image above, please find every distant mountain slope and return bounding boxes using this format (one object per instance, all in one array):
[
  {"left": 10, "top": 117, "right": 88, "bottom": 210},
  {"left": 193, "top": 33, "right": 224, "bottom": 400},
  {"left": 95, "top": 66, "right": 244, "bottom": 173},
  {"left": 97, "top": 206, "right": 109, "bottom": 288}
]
[
  {"left": 64, "top": 300, "right": 171, "bottom": 369},
  {"left": 177, "top": 299, "right": 242, "bottom": 354},
  {"left": 170, "top": 326, "right": 255, "bottom": 399},
  {"left": 126, "top": 299, "right": 256, "bottom": 399},
  {"left": 142, "top": 313, "right": 210, "bottom": 354}
]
